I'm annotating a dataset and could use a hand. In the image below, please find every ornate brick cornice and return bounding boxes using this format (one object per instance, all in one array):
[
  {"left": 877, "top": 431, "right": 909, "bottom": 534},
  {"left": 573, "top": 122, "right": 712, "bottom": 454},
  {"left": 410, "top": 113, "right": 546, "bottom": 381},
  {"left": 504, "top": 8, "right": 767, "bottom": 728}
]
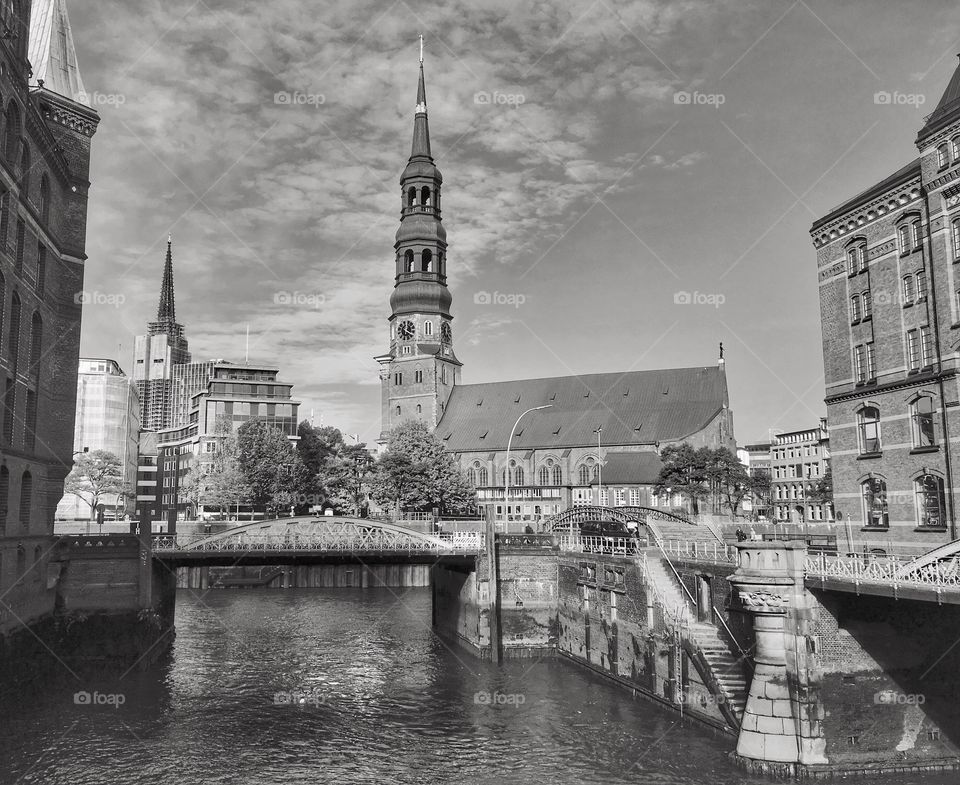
[{"left": 811, "top": 178, "right": 922, "bottom": 249}]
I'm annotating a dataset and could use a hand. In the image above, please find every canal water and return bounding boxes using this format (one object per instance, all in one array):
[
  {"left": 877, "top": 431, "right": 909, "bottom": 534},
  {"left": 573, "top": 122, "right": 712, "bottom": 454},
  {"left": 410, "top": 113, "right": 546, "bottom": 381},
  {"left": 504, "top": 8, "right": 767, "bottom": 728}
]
[{"left": 2, "top": 588, "right": 957, "bottom": 784}]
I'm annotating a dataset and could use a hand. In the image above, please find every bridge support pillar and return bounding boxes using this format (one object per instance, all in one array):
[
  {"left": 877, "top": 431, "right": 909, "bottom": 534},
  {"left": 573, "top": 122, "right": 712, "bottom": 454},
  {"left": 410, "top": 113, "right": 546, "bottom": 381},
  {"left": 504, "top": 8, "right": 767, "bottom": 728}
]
[{"left": 729, "top": 541, "right": 827, "bottom": 774}]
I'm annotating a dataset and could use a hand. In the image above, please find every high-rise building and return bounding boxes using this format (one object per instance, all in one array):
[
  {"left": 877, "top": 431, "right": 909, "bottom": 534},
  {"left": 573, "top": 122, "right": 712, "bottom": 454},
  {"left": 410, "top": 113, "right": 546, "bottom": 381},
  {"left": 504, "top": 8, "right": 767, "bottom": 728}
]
[
  {"left": 377, "top": 55, "right": 735, "bottom": 522},
  {"left": 55, "top": 358, "right": 139, "bottom": 521},
  {"left": 156, "top": 361, "right": 300, "bottom": 522},
  {"left": 133, "top": 237, "right": 190, "bottom": 431},
  {"left": 170, "top": 359, "right": 221, "bottom": 429},
  {"left": 811, "top": 57, "right": 960, "bottom": 555},
  {"left": 0, "top": 0, "right": 98, "bottom": 634}
]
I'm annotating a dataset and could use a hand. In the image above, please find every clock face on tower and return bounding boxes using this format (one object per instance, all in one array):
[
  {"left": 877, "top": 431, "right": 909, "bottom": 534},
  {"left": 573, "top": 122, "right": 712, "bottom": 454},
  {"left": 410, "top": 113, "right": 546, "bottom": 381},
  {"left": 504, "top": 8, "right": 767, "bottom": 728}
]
[
  {"left": 440, "top": 322, "right": 452, "bottom": 344},
  {"left": 398, "top": 320, "right": 415, "bottom": 340}
]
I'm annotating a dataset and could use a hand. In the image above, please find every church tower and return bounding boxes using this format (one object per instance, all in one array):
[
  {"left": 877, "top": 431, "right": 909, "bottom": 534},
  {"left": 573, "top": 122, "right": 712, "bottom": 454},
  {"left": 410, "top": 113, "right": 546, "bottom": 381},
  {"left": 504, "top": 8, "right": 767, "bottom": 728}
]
[{"left": 377, "top": 46, "right": 461, "bottom": 444}]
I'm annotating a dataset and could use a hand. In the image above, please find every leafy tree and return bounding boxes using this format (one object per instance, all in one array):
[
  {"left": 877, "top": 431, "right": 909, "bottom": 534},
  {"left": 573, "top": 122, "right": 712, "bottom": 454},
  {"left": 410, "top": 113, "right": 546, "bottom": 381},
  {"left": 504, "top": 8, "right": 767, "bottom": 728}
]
[
  {"left": 297, "top": 422, "right": 345, "bottom": 510},
  {"left": 747, "top": 469, "right": 772, "bottom": 519},
  {"left": 808, "top": 463, "right": 833, "bottom": 518},
  {"left": 655, "top": 443, "right": 710, "bottom": 514},
  {"left": 64, "top": 450, "right": 131, "bottom": 524},
  {"left": 236, "top": 420, "right": 303, "bottom": 517},
  {"left": 702, "top": 447, "right": 752, "bottom": 519},
  {"left": 371, "top": 421, "right": 476, "bottom": 516},
  {"left": 318, "top": 443, "right": 375, "bottom": 515}
]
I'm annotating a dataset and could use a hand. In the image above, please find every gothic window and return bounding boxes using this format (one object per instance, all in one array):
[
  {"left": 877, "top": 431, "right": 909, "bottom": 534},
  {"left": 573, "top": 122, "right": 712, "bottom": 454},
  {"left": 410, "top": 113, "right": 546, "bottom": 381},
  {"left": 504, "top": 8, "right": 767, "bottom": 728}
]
[
  {"left": 35, "top": 243, "right": 44, "bottom": 295},
  {"left": 577, "top": 459, "right": 596, "bottom": 486},
  {"left": 861, "top": 289, "right": 872, "bottom": 319},
  {"left": 421, "top": 248, "right": 432, "bottom": 272},
  {"left": 539, "top": 466, "right": 549, "bottom": 485},
  {"left": 912, "top": 219, "right": 923, "bottom": 250},
  {"left": 911, "top": 396, "right": 936, "bottom": 448},
  {"left": 29, "top": 311, "right": 40, "bottom": 377},
  {"left": 24, "top": 388, "right": 34, "bottom": 448},
  {"left": 478, "top": 466, "right": 488, "bottom": 485},
  {"left": 0, "top": 464, "right": 6, "bottom": 532},
  {"left": 18, "top": 469, "right": 31, "bottom": 527},
  {"left": 862, "top": 477, "right": 888, "bottom": 528},
  {"left": 916, "top": 474, "right": 946, "bottom": 528},
  {"left": 858, "top": 406, "right": 881, "bottom": 454},
  {"left": 2, "top": 378, "right": 12, "bottom": 442},
  {"left": 514, "top": 466, "right": 524, "bottom": 485},
  {"left": 916, "top": 270, "right": 927, "bottom": 300},
  {"left": 8, "top": 291, "right": 20, "bottom": 375},
  {"left": 553, "top": 465, "right": 562, "bottom": 485},
  {"left": 846, "top": 242, "right": 866, "bottom": 274},
  {"left": 404, "top": 249, "right": 414, "bottom": 273},
  {"left": 423, "top": 320, "right": 432, "bottom": 336},
  {"left": 421, "top": 186, "right": 431, "bottom": 206}
]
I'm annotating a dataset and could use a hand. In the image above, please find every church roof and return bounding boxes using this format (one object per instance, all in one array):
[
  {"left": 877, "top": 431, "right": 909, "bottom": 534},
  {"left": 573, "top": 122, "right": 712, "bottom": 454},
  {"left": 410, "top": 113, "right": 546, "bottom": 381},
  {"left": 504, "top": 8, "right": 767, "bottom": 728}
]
[
  {"left": 436, "top": 366, "right": 728, "bottom": 453},
  {"left": 28, "top": 0, "right": 89, "bottom": 105},
  {"left": 918, "top": 55, "right": 960, "bottom": 144},
  {"left": 590, "top": 451, "right": 664, "bottom": 485}
]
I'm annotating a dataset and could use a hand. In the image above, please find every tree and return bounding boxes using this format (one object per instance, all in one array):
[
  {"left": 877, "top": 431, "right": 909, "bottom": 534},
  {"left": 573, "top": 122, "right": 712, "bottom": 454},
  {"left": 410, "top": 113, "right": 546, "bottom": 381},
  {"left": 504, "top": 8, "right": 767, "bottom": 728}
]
[
  {"left": 702, "top": 447, "right": 752, "bottom": 519},
  {"left": 747, "top": 469, "right": 772, "bottom": 520},
  {"left": 297, "top": 422, "right": 345, "bottom": 510},
  {"left": 236, "top": 420, "right": 303, "bottom": 517},
  {"left": 655, "top": 443, "right": 710, "bottom": 514},
  {"left": 371, "top": 421, "right": 476, "bottom": 516},
  {"left": 318, "top": 443, "right": 374, "bottom": 515},
  {"left": 808, "top": 463, "right": 833, "bottom": 519},
  {"left": 64, "top": 450, "right": 130, "bottom": 528}
]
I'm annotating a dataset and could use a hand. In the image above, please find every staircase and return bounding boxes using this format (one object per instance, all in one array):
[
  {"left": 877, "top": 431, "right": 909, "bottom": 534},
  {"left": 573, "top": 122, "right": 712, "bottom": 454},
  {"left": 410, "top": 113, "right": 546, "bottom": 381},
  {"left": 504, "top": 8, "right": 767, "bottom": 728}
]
[{"left": 642, "top": 554, "right": 749, "bottom": 727}]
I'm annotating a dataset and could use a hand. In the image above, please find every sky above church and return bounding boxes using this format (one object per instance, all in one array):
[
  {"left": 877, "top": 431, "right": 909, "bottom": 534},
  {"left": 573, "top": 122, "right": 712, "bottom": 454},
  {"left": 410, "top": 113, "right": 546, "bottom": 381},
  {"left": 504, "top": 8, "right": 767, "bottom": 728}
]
[{"left": 68, "top": 0, "right": 960, "bottom": 445}]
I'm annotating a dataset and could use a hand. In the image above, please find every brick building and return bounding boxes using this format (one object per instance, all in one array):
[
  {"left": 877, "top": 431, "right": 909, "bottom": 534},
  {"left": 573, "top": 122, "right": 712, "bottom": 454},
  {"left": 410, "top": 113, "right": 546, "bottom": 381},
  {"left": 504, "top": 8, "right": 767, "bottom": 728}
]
[
  {"left": 378, "top": 55, "right": 735, "bottom": 523},
  {"left": 770, "top": 420, "right": 831, "bottom": 524},
  {"left": 811, "top": 57, "right": 960, "bottom": 555},
  {"left": 0, "top": 0, "right": 98, "bottom": 634}
]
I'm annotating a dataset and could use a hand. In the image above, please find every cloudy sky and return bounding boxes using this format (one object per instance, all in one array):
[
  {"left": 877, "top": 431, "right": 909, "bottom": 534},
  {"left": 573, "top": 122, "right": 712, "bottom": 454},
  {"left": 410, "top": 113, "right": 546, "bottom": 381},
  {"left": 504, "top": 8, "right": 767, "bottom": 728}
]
[{"left": 68, "top": 0, "right": 960, "bottom": 445}]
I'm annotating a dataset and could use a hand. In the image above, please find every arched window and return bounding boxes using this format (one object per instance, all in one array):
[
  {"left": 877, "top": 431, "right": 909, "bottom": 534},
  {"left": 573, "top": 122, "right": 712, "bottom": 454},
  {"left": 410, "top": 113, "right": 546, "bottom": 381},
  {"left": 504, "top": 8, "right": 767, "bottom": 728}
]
[
  {"left": 3, "top": 100, "right": 19, "bottom": 162},
  {"left": 468, "top": 467, "right": 477, "bottom": 486},
  {"left": 514, "top": 466, "right": 524, "bottom": 485},
  {"left": 953, "top": 136, "right": 960, "bottom": 162},
  {"left": 416, "top": 404, "right": 422, "bottom": 414},
  {"left": 862, "top": 477, "right": 888, "bottom": 528},
  {"left": 395, "top": 405, "right": 401, "bottom": 417},
  {"left": 17, "top": 138, "right": 28, "bottom": 194},
  {"left": 478, "top": 466, "right": 488, "bottom": 485},
  {"left": 916, "top": 474, "right": 946, "bottom": 528},
  {"left": 423, "top": 320, "right": 432, "bottom": 336},
  {"left": 861, "top": 289, "right": 872, "bottom": 319},
  {"left": 912, "top": 396, "right": 936, "bottom": 448},
  {"left": 539, "top": 466, "right": 549, "bottom": 485},
  {"left": 38, "top": 174, "right": 49, "bottom": 223},
  {"left": 0, "top": 270, "right": 5, "bottom": 346},
  {"left": 24, "top": 388, "right": 34, "bottom": 449},
  {"left": 953, "top": 217, "right": 960, "bottom": 262},
  {"left": 14, "top": 219, "right": 22, "bottom": 274},
  {"left": 939, "top": 144, "right": 950, "bottom": 169},
  {"left": 846, "top": 243, "right": 866, "bottom": 274},
  {"left": 902, "top": 274, "right": 915, "bottom": 304},
  {"left": 407, "top": 187, "right": 417, "bottom": 207},
  {"left": 898, "top": 224, "right": 911, "bottom": 255},
  {"left": 18, "top": 469, "right": 31, "bottom": 527},
  {"left": 8, "top": 291, "right": 20, "bottom": 375},
  {"left": 33, "top": 544, "right": 42, "bottom": 578},
  {"left": 404, "top": 249, "right": 414, "bottom": 272},
  {"left": 0, "top": 465, "right": 7, "bottom": 533},
  {"left": 912, "top": 219, "right": 923, "bottom": 250},
  {"left": 15, "top": 545, "right": 24, "bottom": 580},
  {"left": 29, "top": 311, "right": 40, "bottom": 376},
  {"left": 850, "top": 294, "right": 861, "bottom": 323},
  {"left": 36, "top": 243, "right": 45, "bottom": 294},
  {"left": 577, "top": 459, "right": 596, "bottom": 486},
  {"left": 916, "top": 270, "right": 927, "bottom": 300},
  {"left": 858, "top": 406, "right": 881, "bottom": 454},
  {"left": 421, "top": 248, "right": 432, "bottom": 272},
  {"left": 421, "top": 186, "right": 430, "bottom": 206},
  {"left": 553, "top": 465, "right": 562, "bottom": 485}
]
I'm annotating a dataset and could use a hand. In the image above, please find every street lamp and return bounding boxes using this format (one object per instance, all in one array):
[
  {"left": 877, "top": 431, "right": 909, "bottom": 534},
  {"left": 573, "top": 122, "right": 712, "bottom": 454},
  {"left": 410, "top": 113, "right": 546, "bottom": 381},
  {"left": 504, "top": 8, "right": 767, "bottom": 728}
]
[{"left": 504, "top": 404, "right": 552, "bottom": 529}]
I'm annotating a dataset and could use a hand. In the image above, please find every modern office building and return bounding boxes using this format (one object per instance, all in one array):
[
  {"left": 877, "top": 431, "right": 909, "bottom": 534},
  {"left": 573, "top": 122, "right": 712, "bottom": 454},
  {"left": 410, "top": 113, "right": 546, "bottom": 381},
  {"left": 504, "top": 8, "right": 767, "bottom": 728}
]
[
  {"left": 770, "top": 420, "right": 831, "bottom": 524},
  {"left": 1, "top": 0, "right": 98, "bottom": 634},
  {"left": 739, "top": 442, "right": 772, "bottom": 520},
  {"left": 55, "top": 358, "right": 139, "bottom": 520}
]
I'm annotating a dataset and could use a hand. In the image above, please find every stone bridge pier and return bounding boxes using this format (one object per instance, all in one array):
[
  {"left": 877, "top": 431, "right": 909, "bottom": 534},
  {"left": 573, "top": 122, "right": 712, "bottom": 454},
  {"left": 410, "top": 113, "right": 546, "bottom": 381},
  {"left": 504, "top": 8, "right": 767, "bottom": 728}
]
[{"left": 729, "top": 541, "right": 826, "bottom": 774}]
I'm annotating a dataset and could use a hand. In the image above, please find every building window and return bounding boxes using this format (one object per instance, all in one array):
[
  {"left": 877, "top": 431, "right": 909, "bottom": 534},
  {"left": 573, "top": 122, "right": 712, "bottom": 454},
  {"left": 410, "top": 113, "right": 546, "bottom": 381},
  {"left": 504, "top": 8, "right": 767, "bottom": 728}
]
[
  {"left": 916, "top": 271, "right": 927, "bottom": 301},
  {"left": 861, "top": 289, "right": 872, "bottom": 319},
  {"left": 614, "top": 488, "right": 625, "bottom": 506},
  {"left": 847, "top": 246, "right": 861, "bottom": 275},
  {"left": 35, "top": 243, "right": 45, "bottom": 295},
  {"left": 916, "top": 474, "right": 946, "bottom": 528},
  {"left": 912, "top": 396, "right": 936, "bottom": 448},
  {"left": 629, "top": 488, "right": 640, "bottom": 506},
  {"left": 29, "top": 311, "right": 41, "bottom": 377},
  {"left": 8, "top": 291, "right": 20, "bottom": 375},
  {"left": 423, "top": 320, "right": 432, "bottom": 336},
  {"left": 913, "top": 220, "right": 923, "bottom": 250},
  {"left": 862, "top": 477, "right": 888, "bottom": 528},
  {"left": 395, "top": 405, "right": 400, "bottom": 417},
  {"left": 858, "top": 406, "right": 881, "bottom": 454},
  {"left": 853, "top": 343, "right": 874, "bottom": 383},
  {"left": 953, "top": 136, "right": 960, "bottom": 162},
  {"left": 394, "top": 372, "right": 402, "bottom": 386},
  {"left": 478, "top": 466, "right": 488, "bottom": 485},
  {"left": 939, "top": 144, "right": 950, "bottom": 169},
  {"left": 850, "top": 294, "right": 862, "bottom": 323},
  {"left": 577, "top": 463, "right": 593, "bottom": 486},
  {"left": 920, "top": 325, "right": 933, "bottom": 367},
  {"left": 414, "top": 369, "right": 423, "bottom": 383},
  {"left": 19, "top": 470, "right": 31, "bottom": 527},
  {"left": 907, "top": 329, "right": 920, "bottom": 371},
  {"left": 954, "top": 218, "right": 960, "bottom": 262},
  {"left": 415, "top": 404, "right": 422, "bottom": 415},
  {"left": 23, "top": 389, "right": 35, "bottom": 449},
  {"left": 898, "top": 224, "right": 911, "bottom": 255},
  {"left": 553, "top": 465, "right": 562, "bottom": 485},
  {"left": 39, "top": 175, "right": 50, "bottom": 224},
  {"left": 514, "top": 466, "right": 524, "bottom": 485},
  {"left": 866, "top": 342, "right": 875, "bottom": 380},
  {"left": 0, "top": 465, "right": 7, "bottom": 533},
  {"left": 903, "top": 274, "right": 915, "bottom": 304},
  {"left": 404, "top": 249, "right": 414, "bottom": 272}
]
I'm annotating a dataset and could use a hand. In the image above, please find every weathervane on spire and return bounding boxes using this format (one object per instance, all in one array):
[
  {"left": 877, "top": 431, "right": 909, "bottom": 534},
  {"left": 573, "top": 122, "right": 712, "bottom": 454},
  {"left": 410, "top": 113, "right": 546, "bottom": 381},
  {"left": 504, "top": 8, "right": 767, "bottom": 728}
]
[{"left": 419, "top": 34, "right": 423, "bottom": 64}]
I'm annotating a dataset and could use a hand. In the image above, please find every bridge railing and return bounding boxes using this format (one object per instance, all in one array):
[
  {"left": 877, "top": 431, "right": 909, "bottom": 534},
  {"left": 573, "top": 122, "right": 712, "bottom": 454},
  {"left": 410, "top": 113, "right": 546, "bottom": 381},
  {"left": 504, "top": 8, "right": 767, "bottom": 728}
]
[
  {"left": 151, "top": 531, "right": 484, "bottom": 554},
  {"left": 662, "top": 539, "right": 737, "bottom": 565},
  {"left": 558, "top": 534, "right": 643, "bottom": 556},
  {"left": 804, "top": 552, "right": 960, "bottom": 589}
]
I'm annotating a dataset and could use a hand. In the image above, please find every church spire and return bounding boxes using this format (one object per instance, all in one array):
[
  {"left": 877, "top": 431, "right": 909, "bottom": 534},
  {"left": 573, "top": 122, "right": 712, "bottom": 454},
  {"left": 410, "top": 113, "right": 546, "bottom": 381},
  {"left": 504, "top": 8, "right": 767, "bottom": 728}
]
[
  {"left": 411, "top": 38, "right": 431, "bottom": 160},
  {"left": 28, "top": 0, "right": 89, "bottom": 105},
  {"left": 157, "top": 235, "right": 176, "bottom": 324}
]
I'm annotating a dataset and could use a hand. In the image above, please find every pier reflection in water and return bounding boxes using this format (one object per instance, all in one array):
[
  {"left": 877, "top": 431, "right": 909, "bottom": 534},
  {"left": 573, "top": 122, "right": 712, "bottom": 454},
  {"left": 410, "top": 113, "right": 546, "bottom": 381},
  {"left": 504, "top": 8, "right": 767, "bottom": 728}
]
[{"left": 2, "top": 588, "right": 958, "bottom": 785}]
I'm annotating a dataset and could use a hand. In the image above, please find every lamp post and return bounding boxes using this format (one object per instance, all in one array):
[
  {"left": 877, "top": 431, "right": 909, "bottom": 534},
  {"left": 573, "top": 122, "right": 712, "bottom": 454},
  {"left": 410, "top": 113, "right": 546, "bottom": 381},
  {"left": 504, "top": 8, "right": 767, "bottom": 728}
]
[{"left": 504, "top": 404, "right": 552, "bottom": 530}]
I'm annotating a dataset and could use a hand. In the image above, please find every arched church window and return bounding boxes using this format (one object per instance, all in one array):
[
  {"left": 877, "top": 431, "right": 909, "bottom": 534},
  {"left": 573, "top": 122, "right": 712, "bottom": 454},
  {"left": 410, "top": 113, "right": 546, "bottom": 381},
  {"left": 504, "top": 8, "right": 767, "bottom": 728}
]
[
  {"left": 407, "top": 187, "right": 417, "bottom": 207},
  {"left": 424, "top": 320, "right": 433, "bottom": 336},
  {"left": 404, "top": 249, "right": 414, "bottom": 273},
  {"left": 395, "top": 405, "right": 401, "bottom": 417},
  {"left": 416, "top": 404, "right": 422, "bottom": 415},
  {"left": 421, "top": 186, "right": 431, "bottom": 206},
  {"left": 421, "top": 249, "right": 432, "bottom": 272}
]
